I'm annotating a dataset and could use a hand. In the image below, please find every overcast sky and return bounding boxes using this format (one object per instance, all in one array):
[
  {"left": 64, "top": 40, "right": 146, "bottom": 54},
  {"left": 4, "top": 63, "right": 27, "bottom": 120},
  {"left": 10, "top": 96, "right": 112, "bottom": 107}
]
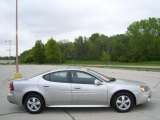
[{"left": 0, "top": 0, "right": 160, "bottom": 56}]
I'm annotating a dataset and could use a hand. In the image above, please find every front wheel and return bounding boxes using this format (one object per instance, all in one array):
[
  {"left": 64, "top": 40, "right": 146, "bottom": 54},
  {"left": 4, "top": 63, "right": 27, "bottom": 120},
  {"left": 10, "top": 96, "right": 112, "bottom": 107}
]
[
  {"left": 24, "top": 94, "right": 44, "bottom": 114},
  {"left": 111, "top": 92, "right": 135, "bottom": 112}
]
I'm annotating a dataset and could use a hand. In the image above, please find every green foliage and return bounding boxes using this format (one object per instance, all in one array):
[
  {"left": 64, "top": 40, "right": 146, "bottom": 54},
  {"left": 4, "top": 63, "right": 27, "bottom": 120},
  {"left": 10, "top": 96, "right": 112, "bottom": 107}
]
[
  {"left": 74, "top": 36, "right": 89, "bottom": 60},
  {"left": 101, "top": 51, "right": 110, "bottom": 64},
  {"left": 110, "top": 34, "right": 129, "bottom": 61},
  {"left": 33, "top": 40, "right": 45, "bottom": 64},
  {"left": 0, "top": 56, "right": 15, "bottom": 60},
  {"left": 19, "top": 17, "right": 160, "bottom": 64},
  {"left": 45, "top": 38, "right": 61, "bottom": 63},
  {"left": 88, "top": 33, "right": 109, "bottom": 60},
  {"left": 58, "top": 40, "right": 75, "bottom": 62},
  {"left": 19, "top": 49, "right": 34, "bottom": 63},
  {"left": 127, "top": 18, "right": 160, "bottom": 61}
]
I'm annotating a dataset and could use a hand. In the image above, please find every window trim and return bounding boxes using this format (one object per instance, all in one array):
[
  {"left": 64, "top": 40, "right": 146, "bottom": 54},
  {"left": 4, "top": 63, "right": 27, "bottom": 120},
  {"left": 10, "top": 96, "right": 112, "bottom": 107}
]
[{"left": 70, "top": 70, "right": 101, "bottom": 85}]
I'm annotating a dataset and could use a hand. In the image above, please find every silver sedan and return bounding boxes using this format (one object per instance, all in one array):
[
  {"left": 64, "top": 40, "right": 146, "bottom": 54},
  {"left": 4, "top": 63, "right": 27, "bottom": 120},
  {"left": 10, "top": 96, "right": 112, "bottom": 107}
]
[{"left": 7, "top": 68, "right": 151, "bottom": 114}]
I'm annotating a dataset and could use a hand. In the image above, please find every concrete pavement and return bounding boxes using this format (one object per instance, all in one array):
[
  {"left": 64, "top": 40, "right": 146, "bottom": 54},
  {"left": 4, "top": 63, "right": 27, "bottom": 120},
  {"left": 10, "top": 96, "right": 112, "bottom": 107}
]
[{"left": 0, "top": 65, "right": 160, "bottom": 120}]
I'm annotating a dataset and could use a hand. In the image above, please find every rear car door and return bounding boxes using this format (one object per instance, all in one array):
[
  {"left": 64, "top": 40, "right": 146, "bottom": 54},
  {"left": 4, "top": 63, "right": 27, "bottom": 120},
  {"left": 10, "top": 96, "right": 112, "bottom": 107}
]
[
  {"left": 38, "top": 71, "right": 71, "bottom": 106},
  {"left": 71, "top": 71, "right": 108, "bottom": 105}
]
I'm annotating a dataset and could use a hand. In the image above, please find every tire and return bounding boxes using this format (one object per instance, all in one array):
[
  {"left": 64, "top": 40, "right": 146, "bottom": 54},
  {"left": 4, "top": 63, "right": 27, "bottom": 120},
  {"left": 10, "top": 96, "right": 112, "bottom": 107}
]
[
  {"left": 24, "top": 94, "right": 44, "bottom": 114},
  {"left": 111, "top": 92, "right": 135, "bottom": 113}
]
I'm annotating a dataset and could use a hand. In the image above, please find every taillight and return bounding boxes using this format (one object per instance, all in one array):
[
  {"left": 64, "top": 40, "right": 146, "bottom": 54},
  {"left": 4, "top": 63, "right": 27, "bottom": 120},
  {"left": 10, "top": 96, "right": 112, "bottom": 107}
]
[{"left": 9, "top": 82, "right": 14, "bottom": 91}]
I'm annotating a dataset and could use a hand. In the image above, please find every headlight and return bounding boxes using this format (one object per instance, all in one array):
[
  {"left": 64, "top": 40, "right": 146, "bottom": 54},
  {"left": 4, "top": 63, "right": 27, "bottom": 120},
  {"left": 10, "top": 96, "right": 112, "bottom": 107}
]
[{"left": 140, "top": 85, "right": 149, "bottom": 92}]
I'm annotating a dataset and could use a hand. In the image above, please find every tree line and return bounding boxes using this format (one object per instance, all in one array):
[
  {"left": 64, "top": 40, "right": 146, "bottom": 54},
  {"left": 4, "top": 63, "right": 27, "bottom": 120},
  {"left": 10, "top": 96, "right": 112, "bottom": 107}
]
[
  {"left": 0, "top": 56, "right": 15, "bottom": 60},
  {"left": 19, "top": 18, "right": 160, "bottom": 64}
]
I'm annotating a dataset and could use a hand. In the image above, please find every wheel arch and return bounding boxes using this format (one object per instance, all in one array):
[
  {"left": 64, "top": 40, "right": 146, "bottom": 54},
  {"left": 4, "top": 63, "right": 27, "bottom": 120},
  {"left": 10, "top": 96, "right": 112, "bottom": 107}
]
[
  {"left": 22, "top": 91, "right": 46, "bottom": 106},
  {"left": 110, "top": 90, "right": 136, "bottom": 106}
]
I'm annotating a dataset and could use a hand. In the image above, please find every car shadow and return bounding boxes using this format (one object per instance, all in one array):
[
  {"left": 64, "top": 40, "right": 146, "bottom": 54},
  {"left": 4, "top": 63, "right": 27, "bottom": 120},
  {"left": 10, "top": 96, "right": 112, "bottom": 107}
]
[
  {"left": 45, "top": 107, "right": 113, "bottom": 113},
  {"left": 44, "top": 102, "right": 154, "bottom": 114},
  {"left": 7, "top": 102, "right": 153, "bottom": 114},
  {"left": 133, "top": 102, "right": 155, "bottom": 111}
]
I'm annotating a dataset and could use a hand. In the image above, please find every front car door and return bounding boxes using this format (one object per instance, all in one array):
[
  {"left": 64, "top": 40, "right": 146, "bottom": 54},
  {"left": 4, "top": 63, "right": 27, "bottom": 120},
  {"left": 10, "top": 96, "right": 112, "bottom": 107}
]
[
  {"left": 71, "top": 70, "right": 108, "bottom": 106},
  {"left": 38, "top": 71, "right": 71, "bottom": 106}
]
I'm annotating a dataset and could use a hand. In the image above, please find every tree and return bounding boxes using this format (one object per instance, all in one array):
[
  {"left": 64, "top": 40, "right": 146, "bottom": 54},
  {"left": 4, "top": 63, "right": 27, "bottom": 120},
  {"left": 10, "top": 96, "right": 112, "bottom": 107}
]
[
  {"left": 33, "top": 40, "right": 45, "bottom": 64},
  {"left": 88, "top": 33, "right": 109, "bottom": 60},
  {"left": 19, "top": 49, "right": 34, "bottom": 63},
  {"left": 101, "top": 51, "right": 110, "bottom": 64},
  {"left": 109, "top": 34, "right": 129, "bottom": 61},
  {"left": 74, "top": 36, "right": 88, "bottom": 60},
  {"left": 59, "top": 40, "right": 75, "bottom": 62},
  {"left": 45, "top": 38, "right": 61, "bottom": 63},
  {"left": 19, "top": 17, "right": 160, "bottom": 64},
  {"left": 127, "top": 18, "right": 160, "bottom": 61}
]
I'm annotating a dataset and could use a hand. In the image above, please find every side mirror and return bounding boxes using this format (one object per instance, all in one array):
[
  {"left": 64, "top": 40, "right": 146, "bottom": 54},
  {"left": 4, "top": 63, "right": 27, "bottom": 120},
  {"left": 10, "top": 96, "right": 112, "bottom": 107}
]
[{"left": 94, "top": 79, "right": 103, "bottom": 86}]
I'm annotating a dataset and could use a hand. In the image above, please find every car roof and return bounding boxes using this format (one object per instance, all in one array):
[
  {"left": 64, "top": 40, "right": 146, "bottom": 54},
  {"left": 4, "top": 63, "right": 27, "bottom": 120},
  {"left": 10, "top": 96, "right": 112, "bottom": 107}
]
[
  {"left": 51, "top": 67, "right": 88, "bottom": 72},
  {"left": 28, "top": 67, "right": 89, "bottom": 78}
]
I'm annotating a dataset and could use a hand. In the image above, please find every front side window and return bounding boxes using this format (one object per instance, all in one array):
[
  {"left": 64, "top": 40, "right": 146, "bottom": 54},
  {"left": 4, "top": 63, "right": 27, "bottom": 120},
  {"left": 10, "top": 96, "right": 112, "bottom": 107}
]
[
  {"left": 43, "top": 71, "right": 68, "bottom": 83},
  {"left": 71, "top": 71, "right": 96, "bottom": 84}
]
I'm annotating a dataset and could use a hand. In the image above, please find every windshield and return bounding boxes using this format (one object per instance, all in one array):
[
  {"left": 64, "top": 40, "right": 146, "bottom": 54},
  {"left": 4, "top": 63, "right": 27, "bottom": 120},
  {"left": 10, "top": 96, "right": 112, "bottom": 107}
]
[{"left": 87, "top": 69, "right": 110, "bottom": 81}]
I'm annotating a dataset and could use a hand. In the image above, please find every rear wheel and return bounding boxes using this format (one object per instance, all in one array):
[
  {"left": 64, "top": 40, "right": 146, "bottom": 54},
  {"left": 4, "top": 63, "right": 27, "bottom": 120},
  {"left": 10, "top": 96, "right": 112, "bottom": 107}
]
[
  {"left": 111, "top": 92, "right": 135, "bottom": 112},
  {"left": 24, "top": 94, "right": 44, "bottom": 114}
]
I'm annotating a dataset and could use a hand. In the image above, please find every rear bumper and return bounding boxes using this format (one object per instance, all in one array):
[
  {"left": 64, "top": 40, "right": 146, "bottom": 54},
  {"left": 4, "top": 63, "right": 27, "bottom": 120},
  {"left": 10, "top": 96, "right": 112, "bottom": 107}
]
[
  {"left": 7, "top": 92, "right": 16, "bottom": 104},
  {"left": 7, "top": 92, "right": 22, "bottom": 106}
]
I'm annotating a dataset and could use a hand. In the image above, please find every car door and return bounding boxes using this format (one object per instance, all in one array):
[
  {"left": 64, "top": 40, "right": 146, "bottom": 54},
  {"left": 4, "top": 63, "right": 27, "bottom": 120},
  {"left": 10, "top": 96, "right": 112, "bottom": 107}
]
[
  {"left": 38, "top": 71, "right": 71, "bottom": 106},
  {"left": 71, "top": 71, "right": 108, "bottom": 105}
]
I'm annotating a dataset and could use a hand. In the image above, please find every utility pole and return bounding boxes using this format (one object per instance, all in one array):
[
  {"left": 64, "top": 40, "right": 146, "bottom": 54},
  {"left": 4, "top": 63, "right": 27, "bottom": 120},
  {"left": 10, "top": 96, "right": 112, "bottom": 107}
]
[{"left": 14, "top": 0, "right": 22, "bottom": 79}]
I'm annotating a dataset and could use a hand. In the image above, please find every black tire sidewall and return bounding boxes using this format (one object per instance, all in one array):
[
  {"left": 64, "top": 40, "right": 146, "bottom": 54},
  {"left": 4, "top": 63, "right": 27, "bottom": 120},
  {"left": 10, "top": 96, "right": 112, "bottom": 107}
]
[
  {"left": 24, "top": 94, "right": 44, "bottom": 114},
  {"left": 112, "top": 92, "right": 135, "bottom": 112}
]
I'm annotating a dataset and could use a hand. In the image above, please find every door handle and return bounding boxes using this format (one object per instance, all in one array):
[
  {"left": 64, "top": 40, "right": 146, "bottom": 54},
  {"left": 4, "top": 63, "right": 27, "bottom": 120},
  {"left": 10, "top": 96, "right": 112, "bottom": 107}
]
[
  {"left": 74, "top": 87, "right": 81, "bottom": 89},
  {"left": 43, "top": 85, "right": 49, "bottom": 87}
]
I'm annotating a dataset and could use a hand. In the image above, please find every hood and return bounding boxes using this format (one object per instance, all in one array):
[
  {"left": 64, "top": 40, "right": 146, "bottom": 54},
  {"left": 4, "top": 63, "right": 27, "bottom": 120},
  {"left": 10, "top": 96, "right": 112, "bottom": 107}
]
[{"left": 114, "top": 79, "right": 146, "bottom": 86}]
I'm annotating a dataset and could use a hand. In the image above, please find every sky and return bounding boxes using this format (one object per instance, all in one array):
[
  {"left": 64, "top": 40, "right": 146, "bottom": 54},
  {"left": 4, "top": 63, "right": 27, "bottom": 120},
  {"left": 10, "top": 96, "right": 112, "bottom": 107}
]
[{"left": 0, "top": 0, "right": 160, "bottom": 56}]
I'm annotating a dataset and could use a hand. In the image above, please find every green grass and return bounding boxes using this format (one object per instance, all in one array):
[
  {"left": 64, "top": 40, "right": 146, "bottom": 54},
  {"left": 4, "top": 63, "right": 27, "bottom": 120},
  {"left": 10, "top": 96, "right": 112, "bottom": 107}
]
[
  {"left": 64, "top": 60, "right": 160, "bottom": 66},
  {"left": 108, "top": 61, "right": 160, "bottom": 66},
  {"left": 65, "top": 60, "right": 104, "bottom": 65},
  {"left": 63, "top": 60, "right": 160, "bottom": 71}
]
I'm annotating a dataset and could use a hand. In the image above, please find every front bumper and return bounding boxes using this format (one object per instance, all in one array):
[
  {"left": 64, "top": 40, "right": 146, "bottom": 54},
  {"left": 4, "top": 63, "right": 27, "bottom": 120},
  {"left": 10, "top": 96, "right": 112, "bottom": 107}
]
[{"left": 136, "top": 89, "right": 152, "bottom": 105}]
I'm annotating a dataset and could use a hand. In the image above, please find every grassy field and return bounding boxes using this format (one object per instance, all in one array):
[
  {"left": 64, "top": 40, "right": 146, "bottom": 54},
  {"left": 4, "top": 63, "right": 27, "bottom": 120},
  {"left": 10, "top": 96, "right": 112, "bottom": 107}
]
[
  {"left": 64, "top": 60, "right": 160, "bottom": 71},
  {"left": 65, "top": 60, "right": 160, "bottom": 66},
  {"left": 0, "top": 60, "right": 15, "bottom": 64}
]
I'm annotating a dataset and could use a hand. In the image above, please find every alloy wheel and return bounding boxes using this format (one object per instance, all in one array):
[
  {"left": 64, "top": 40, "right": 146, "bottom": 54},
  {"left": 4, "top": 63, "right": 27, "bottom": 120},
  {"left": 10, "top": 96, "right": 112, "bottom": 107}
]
[
  {"left": 116, "top": 95, "right": 131, "bottom": 111},
  {"left": 27, "top": 97, "right": 41, "bottom": 112}
]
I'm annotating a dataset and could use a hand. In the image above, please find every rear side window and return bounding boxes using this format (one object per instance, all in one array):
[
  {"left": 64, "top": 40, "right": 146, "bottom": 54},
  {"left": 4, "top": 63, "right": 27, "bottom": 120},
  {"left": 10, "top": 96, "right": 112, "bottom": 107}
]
[
  {"left": 43, "top": 71, "right": 68, "bottom": 83},
  {"left": 43, "top": 74, "right": 50, "bottom": 81}
]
